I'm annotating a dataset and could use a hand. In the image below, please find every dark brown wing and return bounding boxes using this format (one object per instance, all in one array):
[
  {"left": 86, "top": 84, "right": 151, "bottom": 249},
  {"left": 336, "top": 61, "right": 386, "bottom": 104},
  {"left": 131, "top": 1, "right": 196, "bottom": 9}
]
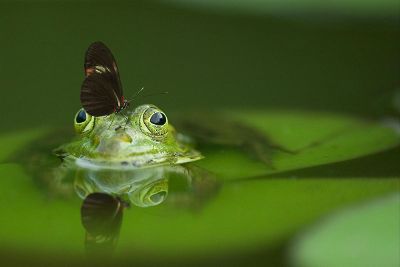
[
  {"left": 81, "top": 72, "right": 120, "bottom": 116},
  {"left": 84, "top": 41, "right": 123, "bottom": 99},
  {"left": 81, "top": 193, "right": 123, "bottom": 254}
]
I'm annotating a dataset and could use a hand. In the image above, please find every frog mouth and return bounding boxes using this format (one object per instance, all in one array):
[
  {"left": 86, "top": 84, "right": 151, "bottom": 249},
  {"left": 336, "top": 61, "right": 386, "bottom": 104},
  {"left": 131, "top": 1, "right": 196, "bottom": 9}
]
[{"left": 72, "top": 149, "right": 203, "bottom": 171}]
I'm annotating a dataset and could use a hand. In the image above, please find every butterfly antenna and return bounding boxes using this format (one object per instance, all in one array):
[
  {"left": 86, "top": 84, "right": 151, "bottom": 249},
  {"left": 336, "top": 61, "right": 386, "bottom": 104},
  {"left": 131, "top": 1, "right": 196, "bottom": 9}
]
[
  {"left": 126, "top": 88, "right": 168, "bottom": 103},
  {"left": 126, "top": 87, "right": 145, "bottom": 102},
  {"left": 140, "top": 91, "right": 169, "bottom": 98}
]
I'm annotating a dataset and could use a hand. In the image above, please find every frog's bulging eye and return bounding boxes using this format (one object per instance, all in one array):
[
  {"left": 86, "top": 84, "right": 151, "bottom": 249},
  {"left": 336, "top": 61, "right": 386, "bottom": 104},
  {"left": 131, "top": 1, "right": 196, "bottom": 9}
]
[
  {"left": 76, "top": 109, "right": 87, "bottom": 123},
  {"left": 141, "top": 106, "right": 169, "bottom": 137},
  {"left": 74, "top": 108, "right": 95, "bottom": 134},
  {"left": 150, "top": 112, "right": 167, "bottom": 125}
]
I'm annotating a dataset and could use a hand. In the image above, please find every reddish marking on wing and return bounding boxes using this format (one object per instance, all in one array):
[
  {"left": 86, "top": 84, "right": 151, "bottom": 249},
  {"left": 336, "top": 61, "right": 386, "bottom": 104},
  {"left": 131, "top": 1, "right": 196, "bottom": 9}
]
[{"left": 85, "top": 67, "right": 95, "bottom": 76}]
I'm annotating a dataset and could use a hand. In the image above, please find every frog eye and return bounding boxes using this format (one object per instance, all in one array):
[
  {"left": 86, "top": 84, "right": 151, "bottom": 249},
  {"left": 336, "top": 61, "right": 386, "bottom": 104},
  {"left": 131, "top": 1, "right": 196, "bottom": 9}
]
[
  {"left": 74, "top": 108, "right": 95, "bottom": 134},
  {"left": 150, "top": 112, "right": 167, "bottom": 125},
  {"left": 141, "top": 106, "right": 169, "bottom": 137},
  {"left": 76, "top": 109, "right": 87, "bottom": 123}
]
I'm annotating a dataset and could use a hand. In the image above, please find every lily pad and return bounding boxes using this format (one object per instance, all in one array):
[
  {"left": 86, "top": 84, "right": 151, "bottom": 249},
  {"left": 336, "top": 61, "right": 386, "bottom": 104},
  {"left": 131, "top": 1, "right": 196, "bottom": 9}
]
[
  {"left": 197, "top": 110, "right": 400, "bottom": 180},
  {"left": 290, "top": 193, "right": 400, "bottom": 267}
]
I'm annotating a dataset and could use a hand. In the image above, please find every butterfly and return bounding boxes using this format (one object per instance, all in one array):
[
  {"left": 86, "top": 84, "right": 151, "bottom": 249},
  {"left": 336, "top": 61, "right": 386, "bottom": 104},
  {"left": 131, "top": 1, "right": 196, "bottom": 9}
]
[{"left": 80, "top": 42, "right": 129, "bottom": 117}]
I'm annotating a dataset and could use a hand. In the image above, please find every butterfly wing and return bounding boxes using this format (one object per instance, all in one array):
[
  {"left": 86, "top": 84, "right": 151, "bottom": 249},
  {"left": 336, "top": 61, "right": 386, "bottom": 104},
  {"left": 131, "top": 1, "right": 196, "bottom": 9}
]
[
  {"left": 81, "top": 72, "right": 120, "bottom": 116},
  {"left": 84, "top": 41, "right": 123, "bottom": 103}
]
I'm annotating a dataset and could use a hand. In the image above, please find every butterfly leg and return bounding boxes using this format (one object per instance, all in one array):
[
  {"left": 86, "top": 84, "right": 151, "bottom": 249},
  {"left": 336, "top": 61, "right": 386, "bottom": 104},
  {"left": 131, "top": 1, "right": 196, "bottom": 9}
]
[{"left": 107, "top": 115, "right": 117, "bottom": 130}]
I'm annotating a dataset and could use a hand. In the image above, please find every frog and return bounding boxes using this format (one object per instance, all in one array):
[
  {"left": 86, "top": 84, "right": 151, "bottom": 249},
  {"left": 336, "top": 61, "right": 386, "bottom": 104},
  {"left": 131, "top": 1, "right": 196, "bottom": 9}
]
[
  {"left": 55, "top": 104, "right": 203, "bottom": 170},
  {"left": 51, "top": 104, "right": 218, "bottom": 209}
]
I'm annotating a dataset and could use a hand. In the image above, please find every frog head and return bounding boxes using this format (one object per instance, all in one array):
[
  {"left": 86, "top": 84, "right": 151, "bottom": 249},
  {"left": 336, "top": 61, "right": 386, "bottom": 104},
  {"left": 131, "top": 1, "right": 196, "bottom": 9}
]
[{"left": 57, "top": 104, "right": 202, "bottom": 170}]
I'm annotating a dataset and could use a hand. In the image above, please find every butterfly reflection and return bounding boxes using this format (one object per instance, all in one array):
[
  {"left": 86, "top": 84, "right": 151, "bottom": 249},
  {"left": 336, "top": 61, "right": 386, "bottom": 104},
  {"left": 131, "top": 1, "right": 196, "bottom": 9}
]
[{"left": 81, "top": 193, "right": 124, "bottom": 256}]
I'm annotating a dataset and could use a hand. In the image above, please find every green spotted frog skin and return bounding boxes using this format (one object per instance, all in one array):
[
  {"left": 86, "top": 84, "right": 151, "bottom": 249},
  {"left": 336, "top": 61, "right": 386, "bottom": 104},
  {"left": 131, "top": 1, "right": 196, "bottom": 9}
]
[{"left": 55, "top": 104, "right": 203, "bottom": 170}]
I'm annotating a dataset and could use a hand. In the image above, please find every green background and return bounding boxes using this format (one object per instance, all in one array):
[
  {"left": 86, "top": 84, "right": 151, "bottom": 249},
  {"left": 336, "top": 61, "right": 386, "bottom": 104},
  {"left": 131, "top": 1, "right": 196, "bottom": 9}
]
[{"left": 0, "top": 0, "right": 399, "bottom": 132}]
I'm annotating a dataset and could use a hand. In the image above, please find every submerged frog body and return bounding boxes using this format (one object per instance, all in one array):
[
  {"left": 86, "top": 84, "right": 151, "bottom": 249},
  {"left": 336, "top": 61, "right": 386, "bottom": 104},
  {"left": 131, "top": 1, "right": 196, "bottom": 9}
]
[{"left": 56, "top": 104, "right": 203, "bottom": 170}]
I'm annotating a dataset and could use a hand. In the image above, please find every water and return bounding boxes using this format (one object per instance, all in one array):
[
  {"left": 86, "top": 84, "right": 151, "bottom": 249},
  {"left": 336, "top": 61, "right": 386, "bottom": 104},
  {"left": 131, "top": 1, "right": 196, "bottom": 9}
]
[{"left": 0, "top": 1, "right": 399, "bottom": 266}]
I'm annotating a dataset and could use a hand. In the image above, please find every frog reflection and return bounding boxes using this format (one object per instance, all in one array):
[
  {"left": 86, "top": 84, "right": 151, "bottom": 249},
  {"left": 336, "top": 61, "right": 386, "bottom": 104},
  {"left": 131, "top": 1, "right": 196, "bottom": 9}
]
[
  {"left": 75, "top": 165, "right": 218, "bottom": 254},
  {"left": 73, "top": 164, "right": 218, "bottom": 208},
  {"left": 77, "top": 167, "right": 170, "bottom": 255},
  {"left": 75, "top": 166, "right": 184, "bottom": 208}
]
